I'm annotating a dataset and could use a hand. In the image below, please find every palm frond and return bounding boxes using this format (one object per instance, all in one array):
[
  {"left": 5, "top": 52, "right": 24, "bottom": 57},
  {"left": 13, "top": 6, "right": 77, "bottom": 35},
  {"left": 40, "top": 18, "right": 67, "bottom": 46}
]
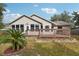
[{"left": 6, "top": 29, "right": 26, "bottom": 50}]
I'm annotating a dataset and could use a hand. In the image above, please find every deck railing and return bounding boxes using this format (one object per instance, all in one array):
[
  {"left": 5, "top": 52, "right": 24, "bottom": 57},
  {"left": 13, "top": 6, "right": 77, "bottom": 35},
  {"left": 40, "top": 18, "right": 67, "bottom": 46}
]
[{"left": 26, "top": 29, "right": 70, "bottom": 38}]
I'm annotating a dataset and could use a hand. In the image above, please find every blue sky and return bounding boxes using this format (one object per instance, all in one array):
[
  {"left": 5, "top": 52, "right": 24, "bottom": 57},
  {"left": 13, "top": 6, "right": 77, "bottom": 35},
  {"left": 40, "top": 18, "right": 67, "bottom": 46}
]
[{"left": 3, "top": 3, "right": 79, "bottom": 23}]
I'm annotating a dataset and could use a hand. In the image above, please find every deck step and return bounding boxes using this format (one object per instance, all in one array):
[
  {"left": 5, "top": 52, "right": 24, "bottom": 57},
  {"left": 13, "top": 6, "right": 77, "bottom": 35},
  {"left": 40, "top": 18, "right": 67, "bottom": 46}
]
[{"left": 39, "top": 35, "right": 70, "bottom": 38}]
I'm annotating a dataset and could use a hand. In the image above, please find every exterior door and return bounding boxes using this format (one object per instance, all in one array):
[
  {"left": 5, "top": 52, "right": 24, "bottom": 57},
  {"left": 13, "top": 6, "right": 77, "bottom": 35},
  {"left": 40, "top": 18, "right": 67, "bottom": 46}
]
[{"left": 26, "top": 26, "right": 29, "bottom": 31}]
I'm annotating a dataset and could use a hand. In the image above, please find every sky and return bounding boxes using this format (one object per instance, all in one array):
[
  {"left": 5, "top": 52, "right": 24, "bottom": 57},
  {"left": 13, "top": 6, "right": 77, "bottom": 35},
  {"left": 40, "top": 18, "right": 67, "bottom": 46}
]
[{"left": 3, "top": 3, "right": 79, "bottom": 23}]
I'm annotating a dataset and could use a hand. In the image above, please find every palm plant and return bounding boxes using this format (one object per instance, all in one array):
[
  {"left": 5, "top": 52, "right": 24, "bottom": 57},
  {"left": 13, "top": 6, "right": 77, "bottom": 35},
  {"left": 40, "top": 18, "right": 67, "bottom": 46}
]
[{"left": 0, "top": 29, "right": 26, "bottom": 51}]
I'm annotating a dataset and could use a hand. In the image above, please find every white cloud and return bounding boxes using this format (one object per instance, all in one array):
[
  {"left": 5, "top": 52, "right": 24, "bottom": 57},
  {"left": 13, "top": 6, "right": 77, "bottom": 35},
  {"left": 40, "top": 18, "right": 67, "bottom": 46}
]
[
  {"left": 9, "top": 14, "right": 21, "bottom": 17},
  {"left": 3, "top": 13, "right": 22, "bottom": 23},
  {"left": 33, "top": 4, "right": 39, "bottom": 7},
  {"left": 76, "top": 11, "right": 79, "bottom": 14},
  {"left": 3, "top": 8, "right": 10, "bottom": 14},
  {"left": 41, "top": 8, "right": 58, "bottom": 14},
  {"left": 2, "top": 8, "right": 22, "bottom": 23}
]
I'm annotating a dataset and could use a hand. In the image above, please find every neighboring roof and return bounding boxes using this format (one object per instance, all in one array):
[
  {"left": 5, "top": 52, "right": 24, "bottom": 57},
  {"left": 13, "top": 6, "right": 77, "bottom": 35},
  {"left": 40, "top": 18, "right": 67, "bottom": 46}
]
[
  {"left": 31, "top": 14, "right": 52, "bottom": 24},
  {"left": 52, "top": 21, "right": 70, "bottom": 26},
  {"left": 9, "top": 15, "right": 42, "bottom": 25}
]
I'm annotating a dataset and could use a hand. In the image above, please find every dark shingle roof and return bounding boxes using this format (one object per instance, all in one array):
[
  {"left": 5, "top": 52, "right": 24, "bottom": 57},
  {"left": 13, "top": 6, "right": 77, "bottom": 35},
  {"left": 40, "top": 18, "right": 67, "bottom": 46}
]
[{"left": 52, "top": 21, "right": 70, "bottom": 26}]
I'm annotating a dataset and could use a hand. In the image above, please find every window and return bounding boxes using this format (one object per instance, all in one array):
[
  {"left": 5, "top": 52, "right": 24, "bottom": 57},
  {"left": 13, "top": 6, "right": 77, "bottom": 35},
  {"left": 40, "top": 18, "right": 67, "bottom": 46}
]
[
  {"left": 45, "top": 25, "right": 49, "bottom": 31},
  {"left": 51, "top": 25, "right": 54, "bottom": 32},
  {"left": 31, "top": 24, "right": 34, "bottom": 31},
  {"left": 26, "top": 26, "right": 29, "bottom": 31},
  {"left": 35, "top": 25, "right": 39, "bottom": 31},
  {"left": 16, "top": 25, "right": 19, "bottom": 30},
  {"left": 51, "top": 25, "right": 54, "bottom": 29},
  {"left": 12, "top": 25, "right": 15, "bottom": 29},
  {"left": 41, "top": 25, "right": 43, "bottom": 29},
  {"left": 57, "top": 26, "right": 63, "bottom": 34},
  {"left": 45, "top": 25, "right": 49, "bottom": 29},
  {"left": 20, "top": 25, "right": 24, "bottom": 32},
  {"left": 26, "top": 26, "right": 29, "bottom": 30},
  {"left": 58, "top": 26, "right": 62, "bottom": 29},
  {"left": 41, "top": 25, "right": 43, "bottom": 32}
]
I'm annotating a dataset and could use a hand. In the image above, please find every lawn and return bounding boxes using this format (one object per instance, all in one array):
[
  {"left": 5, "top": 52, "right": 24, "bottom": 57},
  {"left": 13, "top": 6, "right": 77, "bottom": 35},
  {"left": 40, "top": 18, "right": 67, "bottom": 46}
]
[
  {"left": 16, "top": 38, "right": 79, "bottom": 56},
  {"left": 0, "top": 32, "right": 79, "bottom": 56}
]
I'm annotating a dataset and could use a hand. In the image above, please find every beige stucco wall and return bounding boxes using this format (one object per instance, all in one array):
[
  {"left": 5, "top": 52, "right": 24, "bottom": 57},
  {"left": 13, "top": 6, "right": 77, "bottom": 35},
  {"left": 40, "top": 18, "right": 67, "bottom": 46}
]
[
  {"left": 9, "top": 16, "right": 41, "bottom": 32},
  {"left": 31, "top": 16, "right": 52, "bottom": 29},
  {"left": 10, "top": 17, "right": 40, "bottom": 25}
]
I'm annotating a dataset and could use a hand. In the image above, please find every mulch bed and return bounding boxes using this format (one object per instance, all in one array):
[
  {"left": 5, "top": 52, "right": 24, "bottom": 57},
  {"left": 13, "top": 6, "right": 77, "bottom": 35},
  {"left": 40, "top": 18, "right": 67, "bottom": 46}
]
[{"left": 4, "top": 47, "right": 22, "bottom": 56}]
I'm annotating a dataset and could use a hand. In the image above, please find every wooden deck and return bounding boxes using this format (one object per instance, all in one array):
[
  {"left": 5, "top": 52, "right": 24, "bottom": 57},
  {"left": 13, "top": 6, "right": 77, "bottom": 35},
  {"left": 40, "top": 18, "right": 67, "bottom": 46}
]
[{"left": 25, "top": 29, "right": 70, "bottom": 38}]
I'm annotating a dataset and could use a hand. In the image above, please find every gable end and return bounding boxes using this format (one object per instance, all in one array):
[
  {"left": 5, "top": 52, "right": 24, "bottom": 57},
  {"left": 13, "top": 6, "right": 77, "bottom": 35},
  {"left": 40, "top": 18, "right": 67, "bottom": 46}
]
[
  {"left": 31, "top": 14, "right": 52, "bottom": 24},
  {"left": 9, "top": 15, "right": 42, "bottom": 25}
]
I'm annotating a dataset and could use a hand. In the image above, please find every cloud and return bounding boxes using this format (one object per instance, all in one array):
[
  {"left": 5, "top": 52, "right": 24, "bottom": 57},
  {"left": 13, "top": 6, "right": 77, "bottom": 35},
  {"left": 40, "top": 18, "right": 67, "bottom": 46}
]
[
  {"left": 76, "top": 11, "right": 79, "bottom": 14},
  {"left": 3, "top": 8, "right": 10, "bottom": 14},
  {"left": 33, "top": 4, "right": 39, "bottom": 7},
  {"left": 9, "top": 14, "right": 21, "bottom": 17},
  {"left": 3, "top": 13, "right": 22, "bottom": 23},
  {"left": 2, "top": 8, "right": 22, "bottom": 23},
  {"left": 41, "top": 8, "right": 58, "bottom": 14}
]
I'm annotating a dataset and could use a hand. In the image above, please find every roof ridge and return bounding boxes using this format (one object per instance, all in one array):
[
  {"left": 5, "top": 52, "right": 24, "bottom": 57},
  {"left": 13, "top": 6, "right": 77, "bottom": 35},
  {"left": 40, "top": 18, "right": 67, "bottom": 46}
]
[{"left": 31, "top": 14, "right": 52, "bottom": 24}]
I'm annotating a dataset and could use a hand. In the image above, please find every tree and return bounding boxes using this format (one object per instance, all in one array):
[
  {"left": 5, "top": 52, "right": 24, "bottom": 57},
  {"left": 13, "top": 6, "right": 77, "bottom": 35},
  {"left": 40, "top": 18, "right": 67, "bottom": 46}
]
[
  {"left": 51, "top": 14, "right": 61, "bottom": 21},
  {"left": 0, "top": 3, "right": 6, "bottom": 29},
  {"left": 0, "top": 29, "right": 26, "bottom": 51},
  {"left": 72, "top": 11, "right": 79, "bottom": 26},
  {"left": 51, "top": 11, "right": 71, "bottom": 23}
]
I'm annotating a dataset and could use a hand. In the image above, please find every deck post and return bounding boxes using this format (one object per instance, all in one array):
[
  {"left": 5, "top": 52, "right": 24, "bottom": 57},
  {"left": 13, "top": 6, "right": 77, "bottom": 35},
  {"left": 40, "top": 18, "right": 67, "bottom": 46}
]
[{"left": 38, "top": 29, "right": 41, "bottom": 38}]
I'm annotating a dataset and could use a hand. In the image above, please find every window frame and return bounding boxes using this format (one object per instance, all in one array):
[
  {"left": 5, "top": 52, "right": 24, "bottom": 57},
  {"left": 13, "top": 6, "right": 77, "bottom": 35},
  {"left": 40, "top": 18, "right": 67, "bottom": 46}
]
[
  {"left": 58, "top": 26, "right": 62, "bottom": 29},
  {"left": 35, "top": 25, "right": 39, "bottom": 31},
  {"left": 12, "top": 25, "right": 15, "bottom": 30},
  {"left": 45, "top": 25, "right": 49, "bottom": 31},
  {"left": 16, "top": 25, "right": 19, "bottom": 30},
  {"left": 30, "top": 24, "right": 34, "bottom": 31},
  {"left": 20, "top": 24, "right": 24, "bottom": 32}
]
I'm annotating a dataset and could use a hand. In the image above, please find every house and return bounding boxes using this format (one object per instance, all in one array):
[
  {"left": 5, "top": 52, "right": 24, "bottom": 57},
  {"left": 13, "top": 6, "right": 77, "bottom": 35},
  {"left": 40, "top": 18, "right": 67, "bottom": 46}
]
[{"left": 8, "top": 14, "right": 71, "bottom": 38}]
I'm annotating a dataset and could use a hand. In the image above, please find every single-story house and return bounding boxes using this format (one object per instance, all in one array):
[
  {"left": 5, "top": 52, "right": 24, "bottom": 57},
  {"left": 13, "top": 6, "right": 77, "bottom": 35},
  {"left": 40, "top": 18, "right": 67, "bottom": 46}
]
[{"left": 8, "top": 14, "right": 71, "bottom": 38}]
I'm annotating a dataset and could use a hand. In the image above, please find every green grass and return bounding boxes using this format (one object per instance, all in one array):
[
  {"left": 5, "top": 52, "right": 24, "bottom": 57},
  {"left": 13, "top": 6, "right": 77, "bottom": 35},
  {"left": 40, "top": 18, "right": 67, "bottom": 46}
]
[
  {"left": 0, "top": 32, "right": 12, "bottom": 55},
  {"left": 0, "top": 32, "right": 79, "bottom": 56},
  {"left": 16, "top": 41, "right": 79, "bottom": 56},
  {"left": 16, "top": 36, "right": 79, "bottom": 56}
]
